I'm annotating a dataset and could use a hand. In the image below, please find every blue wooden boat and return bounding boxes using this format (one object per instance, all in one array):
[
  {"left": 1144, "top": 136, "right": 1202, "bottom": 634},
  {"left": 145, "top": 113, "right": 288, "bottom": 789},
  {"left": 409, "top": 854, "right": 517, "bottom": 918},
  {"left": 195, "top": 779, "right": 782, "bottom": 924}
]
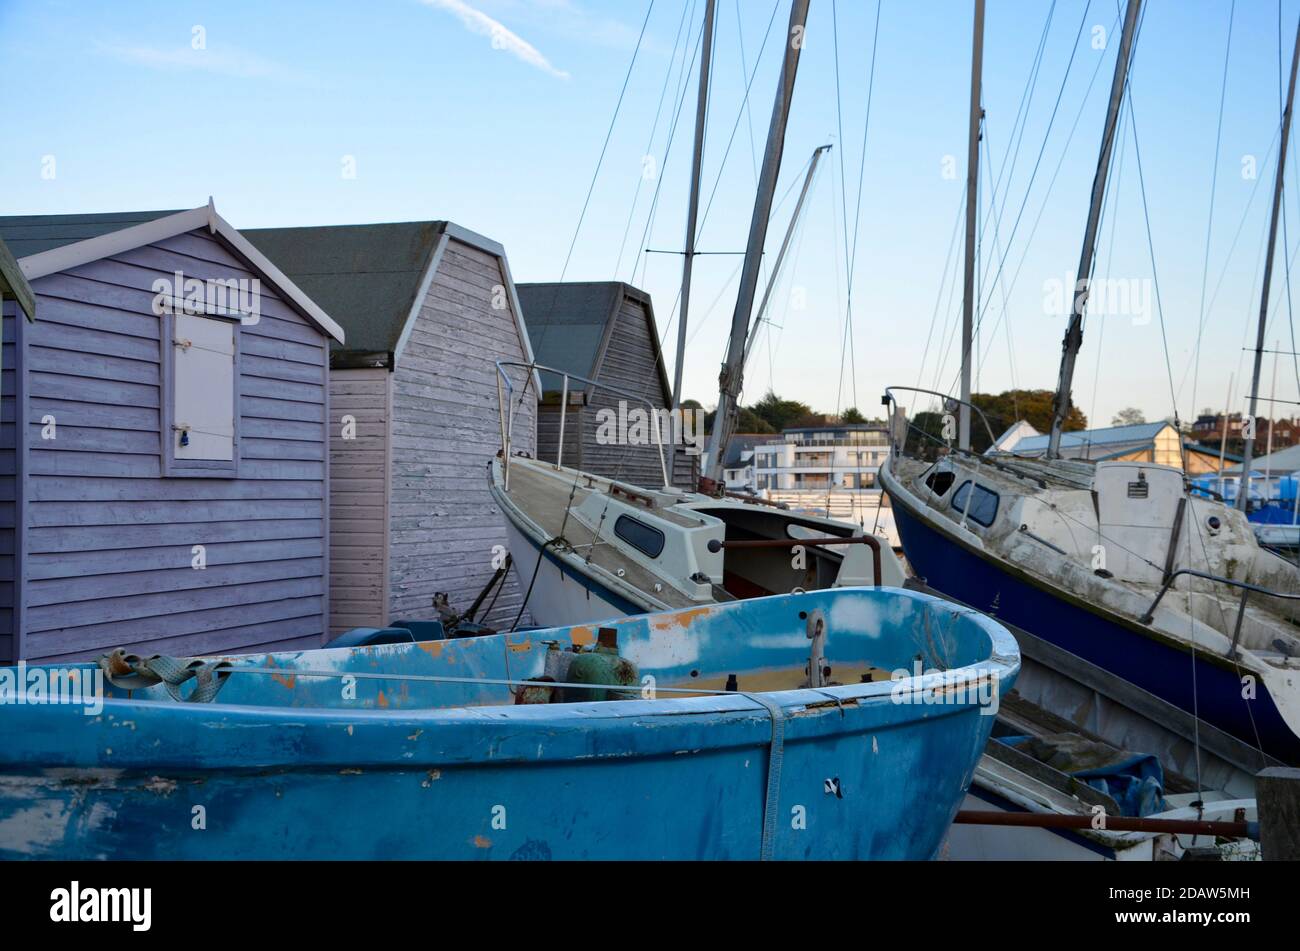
[{"left": 0, "top": 587, "right": 1017, "bottom": 860}]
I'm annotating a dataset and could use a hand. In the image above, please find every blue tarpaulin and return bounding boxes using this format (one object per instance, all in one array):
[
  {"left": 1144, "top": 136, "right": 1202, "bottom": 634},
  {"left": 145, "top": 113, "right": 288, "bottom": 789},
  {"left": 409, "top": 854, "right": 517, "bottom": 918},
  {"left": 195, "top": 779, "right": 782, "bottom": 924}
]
[{"left": 997, "top": 733, "right": 1168, "bottom": 817}]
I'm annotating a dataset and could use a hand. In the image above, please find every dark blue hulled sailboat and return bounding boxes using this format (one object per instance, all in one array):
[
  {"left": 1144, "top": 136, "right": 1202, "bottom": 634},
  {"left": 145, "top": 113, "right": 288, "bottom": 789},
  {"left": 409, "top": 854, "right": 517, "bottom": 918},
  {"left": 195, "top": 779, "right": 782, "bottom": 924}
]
[
  {"left": 882, "top": 0, "right": 1300, "bottom": 768},
  {"left": 0, "top": 588, "right": 1017, "bottom": 860}
]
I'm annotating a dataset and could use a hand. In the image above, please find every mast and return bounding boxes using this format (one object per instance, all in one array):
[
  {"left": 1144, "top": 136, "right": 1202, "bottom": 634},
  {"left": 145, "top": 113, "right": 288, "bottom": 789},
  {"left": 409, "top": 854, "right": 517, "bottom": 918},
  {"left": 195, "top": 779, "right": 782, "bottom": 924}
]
[
  {"left": 1046, "top": 0, "right": 1142, "bottom": 458},
  {"left": 704, "top": 0, "right": 811, "bottom": 486},
  {"left": 958, "top": 0, "right": 985, "bottom": 452},
  {"left": 671, "top": 0, "right": 718, "bottom": 409},
  {"left": 743, "top": 143, "right": 832, "bottom": 367},
  {"left": 1239, "top": 16, "right": 1300, "bottom": 510}
]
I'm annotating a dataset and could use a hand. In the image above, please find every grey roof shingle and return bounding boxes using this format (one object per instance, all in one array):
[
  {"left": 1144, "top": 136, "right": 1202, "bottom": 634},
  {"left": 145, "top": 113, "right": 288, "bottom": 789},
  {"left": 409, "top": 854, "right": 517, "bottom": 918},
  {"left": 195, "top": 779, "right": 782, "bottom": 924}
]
[
  {"left": 515, "top": 282, "right": 625, "bottom": 392},
  {"left": 0, "top": 210, "right": 182, "bottom": 257},
  {"left": 0, "top": 236, "right": 35, "bottom": 321},
  {"left": 245, "top": 221, "right": 448, "bottom": 361}
]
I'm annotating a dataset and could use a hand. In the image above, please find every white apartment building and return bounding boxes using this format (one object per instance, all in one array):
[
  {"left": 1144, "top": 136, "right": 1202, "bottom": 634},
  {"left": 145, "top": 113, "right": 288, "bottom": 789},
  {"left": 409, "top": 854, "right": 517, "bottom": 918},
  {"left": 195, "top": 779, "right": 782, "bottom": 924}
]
[
  {"left": 753, "top": 425, "right": 899, "bottom": 544},
  {"left": 754, "top": 425, "right": 891, "bottom": 491}
]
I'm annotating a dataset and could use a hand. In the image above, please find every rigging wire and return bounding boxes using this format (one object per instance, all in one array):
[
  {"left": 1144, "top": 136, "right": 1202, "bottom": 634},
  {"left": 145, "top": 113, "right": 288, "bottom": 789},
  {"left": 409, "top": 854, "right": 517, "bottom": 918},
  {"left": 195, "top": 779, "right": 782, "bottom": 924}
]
[
  {"left": 1085, "top": 95, "right": 1130, "bottom": 439},
  {"left": 934, "top": 3, "right": 1114, "bottom": 402},
  {"left": 832, "top": 0, "right": 883, "bottom": 417},
  {"left": 977, "top": 1, "right": 1058, "bottom": 298},
  {"left": 514, "top": 0, "right": 657, "bottom": 426},
  {"left": 1188, "top": 0, "right": 1237, "bottom": 423},
  {"left": 655, "top": 0, "right": 783, "bottom": 349},
  {"left": 968, "top": 0, "right": 1094, "bottom": 340},
  {"left": 958, "top": 3, "right": 1122, "bottom": 391},
  {"left": 631, "top": 6, "right": 709, "bottom": 291},
  {"left": 613, "top": 0, "right": 698, "bottom": 279}
]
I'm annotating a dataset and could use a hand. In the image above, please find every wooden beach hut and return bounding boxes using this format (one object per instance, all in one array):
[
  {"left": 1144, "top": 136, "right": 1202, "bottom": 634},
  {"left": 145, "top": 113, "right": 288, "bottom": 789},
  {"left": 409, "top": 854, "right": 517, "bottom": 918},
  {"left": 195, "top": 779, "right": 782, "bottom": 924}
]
[
  {"left": 0, "top": 204, "right": 344, "bottom": 663},
  {"left": 245, "top": 221, "right": 539, "bottom": 635},
  {"left": 516, "top": 281, "right": 698, "bottom": 490}
]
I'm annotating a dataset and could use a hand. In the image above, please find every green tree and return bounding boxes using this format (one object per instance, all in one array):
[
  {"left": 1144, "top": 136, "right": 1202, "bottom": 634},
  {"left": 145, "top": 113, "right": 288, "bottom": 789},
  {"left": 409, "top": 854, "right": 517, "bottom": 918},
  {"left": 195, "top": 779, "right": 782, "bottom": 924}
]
[
  {"left": 840, "top": 407, "right": 867, "bottom": 424},
  {"left": 750, "top": 390, "right": 814, "bottom": 431},
  {"left": 700, "top": 404, "right": 775, "bottom": 435},
  {"left": 970, "top": 389, "right": 1087, "bottom": 447}
]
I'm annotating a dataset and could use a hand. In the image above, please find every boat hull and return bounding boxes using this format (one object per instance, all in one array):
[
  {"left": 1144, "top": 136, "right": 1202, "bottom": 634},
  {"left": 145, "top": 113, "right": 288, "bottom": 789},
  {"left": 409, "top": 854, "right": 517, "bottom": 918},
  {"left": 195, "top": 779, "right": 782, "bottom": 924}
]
[
  {"left": 501, "top": 516, "right": 648, "bottom": 627},
  {"left": 0, "top": 588, "right": 1018, "bottom": 860},
  {"left": 889, "top": 491, "right": 1300, "bottom": 764}
]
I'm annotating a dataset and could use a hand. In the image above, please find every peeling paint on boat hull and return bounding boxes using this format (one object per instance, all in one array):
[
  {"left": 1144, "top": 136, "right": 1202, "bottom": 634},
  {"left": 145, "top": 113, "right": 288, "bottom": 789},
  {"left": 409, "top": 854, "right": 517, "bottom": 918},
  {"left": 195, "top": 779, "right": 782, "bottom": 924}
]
[{"left": 0, "top": 588, "right": 1018, "bottom": 860}]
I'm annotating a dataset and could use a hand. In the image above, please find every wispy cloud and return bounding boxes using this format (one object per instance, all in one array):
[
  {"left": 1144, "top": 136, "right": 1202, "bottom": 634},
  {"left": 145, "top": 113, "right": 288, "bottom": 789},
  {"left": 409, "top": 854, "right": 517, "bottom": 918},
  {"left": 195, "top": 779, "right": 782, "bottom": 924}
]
[
  {"left": 419, "top": 0, "right": 569, "bottom": 79},
  {"left": 97, "top": 41, "right": 311, "bottom": 84}
]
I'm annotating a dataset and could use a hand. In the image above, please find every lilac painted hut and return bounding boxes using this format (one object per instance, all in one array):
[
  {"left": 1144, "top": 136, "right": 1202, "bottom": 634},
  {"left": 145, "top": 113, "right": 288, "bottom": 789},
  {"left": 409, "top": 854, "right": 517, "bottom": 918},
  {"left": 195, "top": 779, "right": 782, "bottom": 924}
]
[{"left": 0, "top": 205, "right": 344, "bottom": 663}]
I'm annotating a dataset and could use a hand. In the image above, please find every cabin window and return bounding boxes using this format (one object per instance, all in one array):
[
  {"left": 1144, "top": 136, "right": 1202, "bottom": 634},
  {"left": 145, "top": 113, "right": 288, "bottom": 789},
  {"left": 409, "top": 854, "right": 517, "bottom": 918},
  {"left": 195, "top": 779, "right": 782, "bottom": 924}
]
[
  {"left": 163, "top": 312, "right": 239, "bottom": 477},
  {"left": 925, "top": 469, "right": 955, "bottom": 496},
  {"left": 951, "top": 481, "right": 999, "bottom": 527},
  {"left": 614, "top": 514, "right": 665, "bottom": 558}
]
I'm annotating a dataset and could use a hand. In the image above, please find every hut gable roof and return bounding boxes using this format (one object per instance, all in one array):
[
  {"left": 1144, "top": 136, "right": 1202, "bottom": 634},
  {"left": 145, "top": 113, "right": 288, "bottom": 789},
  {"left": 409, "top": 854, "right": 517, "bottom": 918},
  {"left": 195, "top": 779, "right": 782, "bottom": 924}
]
[
  {"left": 516, "top": 281, "right": 672, "bottom": 402},
  {"left": 0, "top": 203, "right": 345, "bottom": 343},
  {"left": 245, "top": 221, "right": 536, "bottom": 381},
  {"left": 0, "top": 209, "right": 183, "bottom": 257},
  {"left": 0, "top": 236, "right": 35, "bottom": 321},
  {"left": 245, "top": 221, "right": 445, "bottom": 364}
]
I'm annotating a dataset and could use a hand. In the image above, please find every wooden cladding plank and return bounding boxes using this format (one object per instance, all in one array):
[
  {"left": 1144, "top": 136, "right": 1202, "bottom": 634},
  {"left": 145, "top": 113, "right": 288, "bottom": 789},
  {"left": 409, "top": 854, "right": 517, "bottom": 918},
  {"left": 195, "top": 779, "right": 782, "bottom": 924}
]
[
  {"left": 28, "top": 498, "right": 323, "bottom": 527},
  {"left": 25, "top": 575, "right": 325, "bottom": 634},
  {"left": 26, "top": 596, "right": 325, "bottom": 660},
  {"left": 28, "top": 557, "right": 324, "bottom": 607},
  {"left": 29, "top": 518, "right": 324, "bottom": 554}
]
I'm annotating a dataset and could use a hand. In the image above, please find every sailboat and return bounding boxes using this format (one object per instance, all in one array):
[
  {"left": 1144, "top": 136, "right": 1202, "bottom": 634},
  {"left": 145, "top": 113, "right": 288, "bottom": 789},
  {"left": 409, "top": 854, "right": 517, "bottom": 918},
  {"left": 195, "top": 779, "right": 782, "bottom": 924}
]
[
  {"left": 493, "top": 0, "right": 901, "bottom": 628},
  {"left": 880, "top": 0, "right": 1300, "bottom": 766}
]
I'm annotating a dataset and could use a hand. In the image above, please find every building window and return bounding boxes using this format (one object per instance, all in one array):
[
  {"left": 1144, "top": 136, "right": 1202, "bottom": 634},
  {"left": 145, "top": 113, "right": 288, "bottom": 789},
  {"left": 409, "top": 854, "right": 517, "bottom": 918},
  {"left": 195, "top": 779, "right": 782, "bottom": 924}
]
[
  {"left": 614, "top": 514, "right": 665, "bottom": 558},
  {"left": 951, "top": 480, "right": 999, "bottom": 527},
  {"left": 163, "top": 312, "right": 239, "bottom": 477}
]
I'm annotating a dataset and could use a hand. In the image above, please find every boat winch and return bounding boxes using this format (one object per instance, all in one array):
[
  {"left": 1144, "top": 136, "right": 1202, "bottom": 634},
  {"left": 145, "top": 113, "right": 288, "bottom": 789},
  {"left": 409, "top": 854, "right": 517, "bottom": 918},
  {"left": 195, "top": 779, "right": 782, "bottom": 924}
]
[{"left": 517, "top": 627, "right": 640, "bottom": 705}]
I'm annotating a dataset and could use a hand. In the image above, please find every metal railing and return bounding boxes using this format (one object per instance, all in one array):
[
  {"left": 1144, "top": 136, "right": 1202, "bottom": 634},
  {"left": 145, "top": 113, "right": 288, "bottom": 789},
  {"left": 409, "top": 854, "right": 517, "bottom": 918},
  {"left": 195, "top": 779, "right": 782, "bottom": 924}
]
[
  {"left": 1137, "top": 567, "right": 1300, "bottom": 658},
  {"left": 881, "top": 386, "right": 1001, "bottom": 456},
  {"left": 494, "top": 361, "right": 670, "bottom": 489}
]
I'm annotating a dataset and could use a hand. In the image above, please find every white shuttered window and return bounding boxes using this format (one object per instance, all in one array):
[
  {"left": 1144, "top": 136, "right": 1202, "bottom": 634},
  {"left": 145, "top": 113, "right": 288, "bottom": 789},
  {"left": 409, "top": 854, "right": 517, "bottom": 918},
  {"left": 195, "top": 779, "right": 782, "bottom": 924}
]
[{"left": 172, "top": 313, "right": 236, "bottom": 462}]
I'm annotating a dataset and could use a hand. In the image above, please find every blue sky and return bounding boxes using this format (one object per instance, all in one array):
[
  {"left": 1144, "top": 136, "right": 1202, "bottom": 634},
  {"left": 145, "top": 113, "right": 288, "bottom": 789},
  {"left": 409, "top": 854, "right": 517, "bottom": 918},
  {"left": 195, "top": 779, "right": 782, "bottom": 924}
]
[{"left": 4, "top": 0, "right": 1300, "bottom": 431}]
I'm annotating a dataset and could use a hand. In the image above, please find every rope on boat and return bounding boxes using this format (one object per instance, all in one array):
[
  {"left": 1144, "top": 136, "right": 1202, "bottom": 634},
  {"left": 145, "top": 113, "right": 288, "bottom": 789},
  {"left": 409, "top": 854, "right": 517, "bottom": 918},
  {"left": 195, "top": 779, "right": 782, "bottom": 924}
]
[{"left": 98, "top": 649, "right": 234, "bottom": 703}]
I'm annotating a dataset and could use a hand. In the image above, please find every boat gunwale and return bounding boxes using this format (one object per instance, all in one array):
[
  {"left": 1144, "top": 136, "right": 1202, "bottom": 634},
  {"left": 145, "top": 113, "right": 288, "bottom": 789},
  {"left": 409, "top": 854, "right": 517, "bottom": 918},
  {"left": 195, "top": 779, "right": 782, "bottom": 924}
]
[{"left": 0, "top": 587, "right": 1020, "bottom": 771}]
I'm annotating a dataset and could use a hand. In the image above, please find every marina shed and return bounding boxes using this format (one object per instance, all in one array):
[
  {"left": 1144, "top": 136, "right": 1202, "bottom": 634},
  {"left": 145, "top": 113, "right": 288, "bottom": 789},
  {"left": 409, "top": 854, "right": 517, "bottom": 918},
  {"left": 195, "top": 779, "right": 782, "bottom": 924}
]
[
  {"left": 516, "top": 281, "right": 698, "bottom": 490},
  {"left": 245, "top": 221, "right": 538, "bottom": 635},
  {"left": 0, "top": 204, "right": 344, "bottom": 663},
  {"left": 999, "top": 420, "right": 1233, "bottom": 475}
]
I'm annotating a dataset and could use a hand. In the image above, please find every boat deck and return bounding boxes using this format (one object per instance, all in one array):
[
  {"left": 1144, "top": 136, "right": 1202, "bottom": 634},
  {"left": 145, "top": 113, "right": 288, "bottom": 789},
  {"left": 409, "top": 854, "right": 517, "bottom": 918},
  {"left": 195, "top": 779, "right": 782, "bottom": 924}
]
[{"left": 502, "top": 461, "right": 701, "bottom": 610}]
